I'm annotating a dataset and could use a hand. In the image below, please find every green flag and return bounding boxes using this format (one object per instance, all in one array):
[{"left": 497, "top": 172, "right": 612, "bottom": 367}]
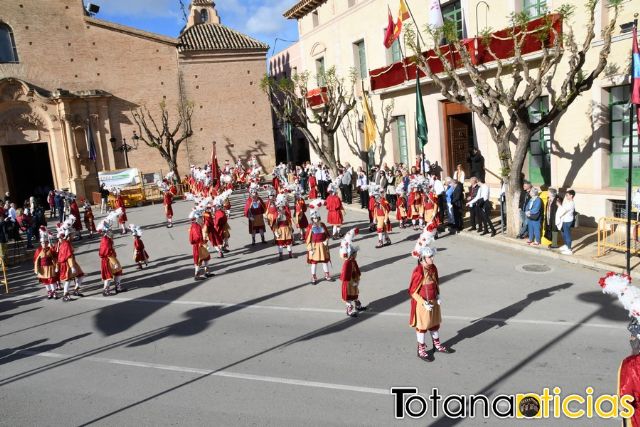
[{"left": 415, "top": 73, "right": 428, "bottom": 147}]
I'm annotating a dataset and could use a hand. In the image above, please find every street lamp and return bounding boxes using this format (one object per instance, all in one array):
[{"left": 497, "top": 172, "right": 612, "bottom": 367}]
[{"left": 110, "top": 131, "right": 139, "bottom": 169}]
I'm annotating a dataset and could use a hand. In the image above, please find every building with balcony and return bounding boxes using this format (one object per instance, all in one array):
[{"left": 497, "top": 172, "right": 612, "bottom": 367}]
[{"left": 277, "top": 0, "right": 639, "bottom": 223}]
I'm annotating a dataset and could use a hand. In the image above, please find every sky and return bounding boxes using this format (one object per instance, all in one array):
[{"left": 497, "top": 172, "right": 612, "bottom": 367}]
[{"left": 94, "top": 0, "right": 299, "bottom": 57}]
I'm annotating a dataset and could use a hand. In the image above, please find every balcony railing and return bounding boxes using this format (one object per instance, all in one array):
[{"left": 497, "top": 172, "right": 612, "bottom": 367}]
[{"left": 369, "top": 14, "right": 562, "bottom": 92}]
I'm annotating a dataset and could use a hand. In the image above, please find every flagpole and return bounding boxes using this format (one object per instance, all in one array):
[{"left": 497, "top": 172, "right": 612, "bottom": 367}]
[
  {"left": 403, "top": 0, "right": 426, "bottom": 46},
  {"left": 627, "top": 16, "right": 638, "bottom": 275}
]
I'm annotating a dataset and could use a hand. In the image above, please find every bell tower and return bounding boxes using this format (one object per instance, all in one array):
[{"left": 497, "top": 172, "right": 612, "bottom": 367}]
[{"left": 186, "top": 0, "right": 220, "bottom": 28}]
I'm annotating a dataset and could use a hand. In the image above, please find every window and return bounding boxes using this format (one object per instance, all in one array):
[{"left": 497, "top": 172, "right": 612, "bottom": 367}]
[
  {"left": 395, "top": 116, "right": 409, "bottom": 164},
  {"left": 315, "top": 57, "right": 325, "bottom": 86},
  {"left": 312, "top": 10, "right": 319, "bottom": 27},
  {"left": 353, "top": 40, "right": 367, "bottom": 80},
  {"left": 523, "top": 0, "right": 547, "bottom": 18},
  {"left": 200, "top": 9, "right": 209, "bottom": 23},
  {"left": 383, "top": 28, "right": 402, "bottom": 64},
  {"left": 441, "top": 1, "right": 464, "bottom": 40},
  {"left": 0, "top": 24, "right": 18, "bottom": 63},
  {"left": 528, "top": 96, "right": 551, "bottom": 186},
  {"left": 609, "top": 85, "right": 640, "bottom": 187}
]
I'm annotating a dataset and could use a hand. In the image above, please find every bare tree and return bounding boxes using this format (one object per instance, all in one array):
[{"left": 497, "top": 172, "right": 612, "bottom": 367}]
[
  {"left": 131, "top": 100, "right": 194, "bottom": 178},
  {"left": 406, "top": 0, "right": 622, "bottom": 236},
  {"left": 261, "top": 67, "right": 357, "bottom": 175}
]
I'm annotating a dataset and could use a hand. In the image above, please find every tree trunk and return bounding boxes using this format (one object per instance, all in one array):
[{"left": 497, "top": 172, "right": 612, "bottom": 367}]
[
  {"left": 320, "top": 129, "right": 339, "bottom": 176},
  {"left": 504, "top": 125, "right": 531, "bottom": 237}
]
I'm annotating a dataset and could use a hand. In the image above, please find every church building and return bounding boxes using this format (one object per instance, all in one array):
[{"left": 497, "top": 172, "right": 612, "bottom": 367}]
[{"left": 0, "top": 0, "right": 274, "bottom": 203}]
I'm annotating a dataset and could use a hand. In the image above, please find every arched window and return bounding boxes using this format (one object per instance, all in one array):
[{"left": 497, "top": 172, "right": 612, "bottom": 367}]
[
  {"left": 0, "top": 23, "right": 18, "bottom": 63},
  {"left": 200, "top": 9, "right": 209, "bottom": 23}
]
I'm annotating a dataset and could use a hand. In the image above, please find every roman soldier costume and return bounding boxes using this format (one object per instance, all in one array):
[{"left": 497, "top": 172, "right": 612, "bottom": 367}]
[
  {"left": 308, "top": 172, "right": 318, "bottom": 199},
  {"left": 56, "top": 215, "right": 85, "bottom": 301},
  {"left": 129, "top": 224, "right": 149, "bottom": 269},
  {"left": 34, "top": 227, "right": 58, "bottom": 299},
  {"left": 163, "top": 183, "right": 174, "bottom": 228},
  {"left": 69, "top": 199, "right": 82, "bottom": 238},
  {"left": 396, "top": 185, "right": 408, "bottom": 228},
  {"left": 83, "top": 202, "right": 96, "bottom": 236},
  {"left": 339, "top": 229, "right": 366, "bottom": 317},
  {"left": 294, "top": 192, "right": 309, "bottom": 242},
  {"left": 305, "top": 207, "right": 332, "bottom": 285},
  {"left": 325, "top": 184, "right": 344, "bottom": 239},
  {"left": 97, "top": 209, "right": 126, "bottom": 296},
  {"left": 114, "top": 190, "right": 128, "bottom": 233},
  {"left": 243, "top": 184, "right": 266, "bottom": 245},
  {"left": 408, "top": 181, "right": 426, "bottom": 230},
  {"left": 374, "top": 195, "right": 392, "bottom": 248},
  {"left": 269, "top": 194, "right": 294, "bottom": 261},
  {"left": 189, "top": 205, "right": 213, "bottom": 280}
]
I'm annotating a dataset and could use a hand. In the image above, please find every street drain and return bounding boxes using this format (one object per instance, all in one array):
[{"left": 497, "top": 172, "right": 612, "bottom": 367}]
[{"left": 516, "top": 264, "right": 553, "bottom": 274}]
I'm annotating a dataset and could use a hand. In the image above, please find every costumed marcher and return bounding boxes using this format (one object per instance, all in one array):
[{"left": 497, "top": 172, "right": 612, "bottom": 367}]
[
  {"left": 294, "top": 190, "right": 309, "bottom": 242},
  {"left": 210, "top": 191, "right": 232, "bottom": 257},
  {"left": 243, "top": 184, "right": 266, "bottom": 245},
  {"left": 305, "top": 202, "right": 332, "bottom": 285},
  {"left": 424, "top": 187, "right": 440, "bottom": 239},
  {"left": 189, "top": 205, "right": 213, "bottom": 280},
  {"left": 56, "top": 216, "right": 85, "bottom": 301},
  {"left": 97, "top": 209, "right": 126, "bottom": 296},
  {"left": 34, "top": 227, "right": 59, "bottom": 299},
  {"left": 325, "top": 183, "right": 345, "bottom": 239},
  {"left": 269, "top": 194, "right": 294, "bottom": 261},
  {"left": 367, "top": 185, "right": 377, "bottom": 230},
  {"left": 373, "top": 194, "right": 392, "bottom": 248},
  {"left": 114, "top": 189, "right": 128, "bottom": 234},
  {"left": 408, "top": 228, "right": 453, "bottom": 361},
  {"left": 339, "top": 228, "right": 366, "bottom": 317},
  {"left": 69, "top": 198, "right": 83, "bottom": 239},
  {"left": 308, "top": 168, "right": 318, "bottom": 200},
  {"left": 83, "top": 201, "right": 96, "bottom": 237},
  {"left": 162, "top": 181, "right": 174, "bottom": 228},
  {"left": 598, "top": 273, "right": 640, "bottom": 427},
  {"left": 408, "top": 179, "right": 426, "bottom": 230},
  {"left": 129, "top": 224, "right": 149, "bottom": 269},
  {"left": 396, "top": 185, "right": 408, "bottom": 228}
]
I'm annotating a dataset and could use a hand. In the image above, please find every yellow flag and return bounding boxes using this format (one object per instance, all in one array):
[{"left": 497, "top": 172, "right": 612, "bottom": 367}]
[
  {"left": 362, "top": 95, "right": 376, "bottom": 151},
  {"left": 399, "top": 0, "right": 410, "bottom": 21}
]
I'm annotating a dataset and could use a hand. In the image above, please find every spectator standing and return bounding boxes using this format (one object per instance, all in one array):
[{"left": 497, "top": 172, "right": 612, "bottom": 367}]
[
  {"left": 544, "top": 188, "right": 560, "bottom": 248},
  {"left": 298, "top": 166, "right": 308, "bottom": 195},
  {"left": 517, "top": 181, "right": 532, "bottom": 239},
  {"left": 555, "top": 189, "right": 576, "bottom": 255},
  {"left": 444, "top": 178, "right": 455, "bottom": 225},
  {"left": 356, "top": 168, "right": 369, "bottom": 209},
  {"left": 99, "top": 183, "right": 110, "bottom": 214},
  {"left": 340, "top": 167, "right": 352, "bottom": 204},
  {"left": 468, "top": 180, "right": 496, "bottom": 236},
  {"left": 453, "top": 164, "right": 465, "bottom": 184},
  {"left": 469, "top": 148, "right": 485, "bottom": 183},
  {"left": 16, "top": 208, "right": 34, "bottom": 249},
  {"left": 386, "top": 170, "right": 397, "bottom": 211},
  {"left": 450, "top": 178, "right": 464, "bottom": 232},
  {"left": 431, "top": 174, "right": 446, "bottom": 223},
  {"left": 54, "top": 192, "right": 64, "bottom": 222},
  {"left": 466, "top": 178, "right": 480, "bottom": 231},
  {"left": 525, "top": 187, "right": 543, "bottom": 246},
  {"left": 47, "top": 190, "right": 55, "bottom": 218}
]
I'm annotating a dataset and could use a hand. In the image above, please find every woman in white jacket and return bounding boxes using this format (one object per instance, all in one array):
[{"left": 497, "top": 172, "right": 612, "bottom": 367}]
[{"left": 555, "top": 189, "right": 575, "bottom": 255}]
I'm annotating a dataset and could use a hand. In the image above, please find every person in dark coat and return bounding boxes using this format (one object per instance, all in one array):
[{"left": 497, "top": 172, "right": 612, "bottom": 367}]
[
  {"left": 450, "top": 178, "right": 464, "bottom": 233},
  {"left": 468, "top": 148, "right": 485, "bottom": 183},
  {"left": 544, "top": 187, "right": 561, "bottom": 248}
]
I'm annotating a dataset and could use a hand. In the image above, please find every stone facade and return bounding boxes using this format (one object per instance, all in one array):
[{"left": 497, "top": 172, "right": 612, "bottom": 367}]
[{"left": 0, "top": 0, "right": 273, "bottom": 201}]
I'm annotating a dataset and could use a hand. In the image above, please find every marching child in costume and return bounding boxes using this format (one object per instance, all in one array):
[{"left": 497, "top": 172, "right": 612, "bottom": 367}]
[
  {"left": 162, "top": 182, "right": 174, "bottom": 228},
  {"left": 396, "top": 185, "right": 408, "bottom": 228},
  {"left": 210, "top": 192, "right": 232, "bottom": 257},
  {"left": 305, "top": 204, "right": 332, "bottom": 285},
  {"left": 114, "top": 189, "right": 128, "bottom": 234},
  {"left": 339, "top": 229, "right": 366, "bottom": 317},
  {"left": 69, "top": 198, "right": 83, "bottom": 240},
  {"left": 34, "top": 228, "right": 59, "bottom": 300},
  {"left": 98, "top": 209, "right": 126, "bottom": 296},
  {"left": 269, "top": 194, "right": 294, "bottom": 261},
  {"left": 83, "top": 201, "right": 97, "bottom": 237},
  {"left": 408, "top": 180, "right": 426, "bottom": 230},
  {"left": 56, "top": 216, "right": 85, "bottom": 301},
  {"left": 408, "top": 232, "right": 453, "bottom": 362},
  {"left": 373, "top": 194, "right": 392, "bottom": 248},
  {"left": 294, "top": 190, "right": 309, "bottom": 242},
  {"left": 189, "top": 206, "right": 213, "bottom": 280},
  {"left": 325, "top": 183, "right": 345, "bottom": 240},
  {"left": 129, "top": 224, "right": 149, "bottom": 270},
  {"left": 243, "top": 184, "right": 266, "bottom": 245}
]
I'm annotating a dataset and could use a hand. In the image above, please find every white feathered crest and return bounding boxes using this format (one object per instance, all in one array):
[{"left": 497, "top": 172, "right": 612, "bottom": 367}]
[
  {"left": 275, "top": 193, "right": 287, "bottom": 208},
  {"left": 97, "top": 208, "right": 123, "bottom": 232},
  {"left": 213, "top": 190, "right": 232, "bottom": 208},
  {"left": 409, "top": 176, "right": 428, "bottom": 191},
  {"left": 339, "top": 228, "right": 360, "bottom": 259},
  {"left": 56, "top": 214, "right": 76, "bottom": 238},
  {"left": 599, "top": 273, "right": 640, "bottom": 320},
  {"left": 128, "top": 224, "right": 142, "bottom": 236},
  {"left": 411, "top": 226, "right": 437, "bottom": 259}
]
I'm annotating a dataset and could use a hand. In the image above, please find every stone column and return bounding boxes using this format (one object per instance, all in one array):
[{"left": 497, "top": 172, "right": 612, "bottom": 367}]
[
  {"left": 99, "top": 101, "right": 115, "bottom": 170},
  {"left": 61, "top": 111, "right": 85, "bottom": 198}
]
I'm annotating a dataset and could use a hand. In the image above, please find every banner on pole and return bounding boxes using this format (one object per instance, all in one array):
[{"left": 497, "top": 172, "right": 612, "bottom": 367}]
[{"left": 98, "top": 168, "right": 141, "bottom": 189}]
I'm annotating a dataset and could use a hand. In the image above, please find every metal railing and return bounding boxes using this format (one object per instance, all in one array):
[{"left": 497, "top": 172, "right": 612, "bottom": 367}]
[{"left": 597, "top": 216, "right": 640, "bottom": 257}]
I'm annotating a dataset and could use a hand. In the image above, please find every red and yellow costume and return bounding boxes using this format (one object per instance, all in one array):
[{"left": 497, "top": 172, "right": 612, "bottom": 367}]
[
  {"left": 295, "top": 198, "right": 309, "bottom": 230},
  {"left": 308, "top": 175, "right": 318, "bottom": 199},
  {"left": 115, "top": 195, "right": 128, "bottom": 223},
  {"left": 243, "top": 197, "right": 266, "bottom": 233},
  {"left": 211, "top": 209, "right": 228, "bottom": 247},
  {"left": 84, "top": 205, "right": 96, "bottom": 233},
  {"left": 396, "top": 195, "right": 408, "bottom": 222},
  {"left": 58, "top": 239, "right": 84, "bottom": 281},
  {"left": 269, "top": 206, "right": 293, "bottom": 247},
  {"left": 70, "top": 200, "right": 82, "bottom": 231},
  {"left": 99, "top": 235, "right": 122, "bottom": 280},
  {"left": 305, "top": 222, "right": 331, "bottom": 264},
  {"left": 163, "top": 191, "right": 173, "bottom": 219},
  {"left": 340, "top": 256, "right": 361, "bottom": 302},
  {"left": 408, "top": 191, "right": 425, "bottom": 220},
  {"left": 326, "top": 194, "right": 344, "bottom": 226},
  {"left": 189, "top": 221, "right": 210, "bottom": 265},
  {"left": 408, "top": 263, "right": 441, "bottom": 332},
  {"left": 133, "top": 236, "right": 149, "bottom": 263},
  {"left": 619, "top": 353, "right": 640, "bottom": 427},
  {"left": 374, "top": 201, "right": 390, "bottom": 233},
  {"left": 34, "top": 246, "right": 57, "bottom": 285},
  {"left": 424, "top": 192, "right": 439, "bottom": 225}
]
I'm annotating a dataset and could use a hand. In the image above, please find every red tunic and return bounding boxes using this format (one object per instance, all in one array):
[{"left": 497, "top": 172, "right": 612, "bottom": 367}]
[
  {"left": 295, "top": 199, "right": 309, "bottom": 229},
  {"left": 243, "top": 197, "right": 266, "bottom": 233},
  {"left": 367, "top": 195, "right": 376, "bottom": 222},
  {"left": 115, "top": 196, "right": 128, "bottom": 223},
  {"left": 211, "top": 210, "right": 227, "bottom": 246},
  {"left": 70, "top": 202, "right": 82, "bottom": 231},
  {"left": 619, "top": 353, "right": 640, "bottom": 427},
  {"left": 408, "top": 264, "right": 439, "bottom": 329},
  {"left": 189, "top": 222, "right": 210, "bottom": 264},
  {"left": 163, "top": 192, "right": 173, "bottom": 219},
  {"left": 308, "top": 176, "right": 318, "bottom": 199},
  {"left": 340, "top": 258, "right": 361, "bottom": 301},
  {"left": 84, "top": 208, "right": 96, "bottom": 232},
  {"left": 396, "top": 195, "right": 407, "bottom": 220},
  {"left": 57, "top": 240, "right": 84, "bottom": 281},
  {"left": 99, "top": 235, "right": 122, "bottom": 280},
  {"left": 325, "top": 194, "right": 343, "bottom": 225},
  {"left": 33, "top": 247, "right": 57, "bottom": 285},
  {"left": 408, "top": 192, "right": 424, "bottom": 219},
  {"left": 133, "top": 236, "right": 149, "bottom": 263}
]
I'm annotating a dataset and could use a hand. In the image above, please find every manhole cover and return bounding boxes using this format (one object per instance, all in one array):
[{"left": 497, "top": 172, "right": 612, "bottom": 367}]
[{"left": 518, "top": 264, "right": 552, "bottom": 273}]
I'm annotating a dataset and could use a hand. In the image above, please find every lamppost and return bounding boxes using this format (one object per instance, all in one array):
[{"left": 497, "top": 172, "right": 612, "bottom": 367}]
[{"left": 110, "top": 131, "right": 139, "bottom": 169}]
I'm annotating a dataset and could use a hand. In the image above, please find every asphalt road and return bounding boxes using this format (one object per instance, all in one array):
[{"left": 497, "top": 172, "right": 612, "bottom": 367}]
[{"left": 0, "top": 193, "right": 631, "bottom": 426}]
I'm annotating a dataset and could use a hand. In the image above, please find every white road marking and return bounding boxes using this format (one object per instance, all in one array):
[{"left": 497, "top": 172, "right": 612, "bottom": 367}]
[
  {"left": 17, "top": 350, "right": 389, "bottom": 395},
  {"left": 78, "top": 296, "right": 622, "bottom": 330}
]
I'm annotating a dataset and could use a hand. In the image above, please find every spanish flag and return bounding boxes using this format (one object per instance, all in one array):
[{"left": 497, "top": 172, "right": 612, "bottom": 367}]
[
  {"left": 384, "top": 1, "right": 410, "bottom": 49},
  {"left": 398, "top": 0, "right": 410, "bottom": 22}
]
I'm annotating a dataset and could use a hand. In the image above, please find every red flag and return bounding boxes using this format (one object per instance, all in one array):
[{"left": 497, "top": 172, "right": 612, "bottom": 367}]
[
  {"left": 211, "top": 141, "right": 220, "bottom": 189},
  {"left": 383, "top": 8, "right": 396, "bottom": 49}
]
